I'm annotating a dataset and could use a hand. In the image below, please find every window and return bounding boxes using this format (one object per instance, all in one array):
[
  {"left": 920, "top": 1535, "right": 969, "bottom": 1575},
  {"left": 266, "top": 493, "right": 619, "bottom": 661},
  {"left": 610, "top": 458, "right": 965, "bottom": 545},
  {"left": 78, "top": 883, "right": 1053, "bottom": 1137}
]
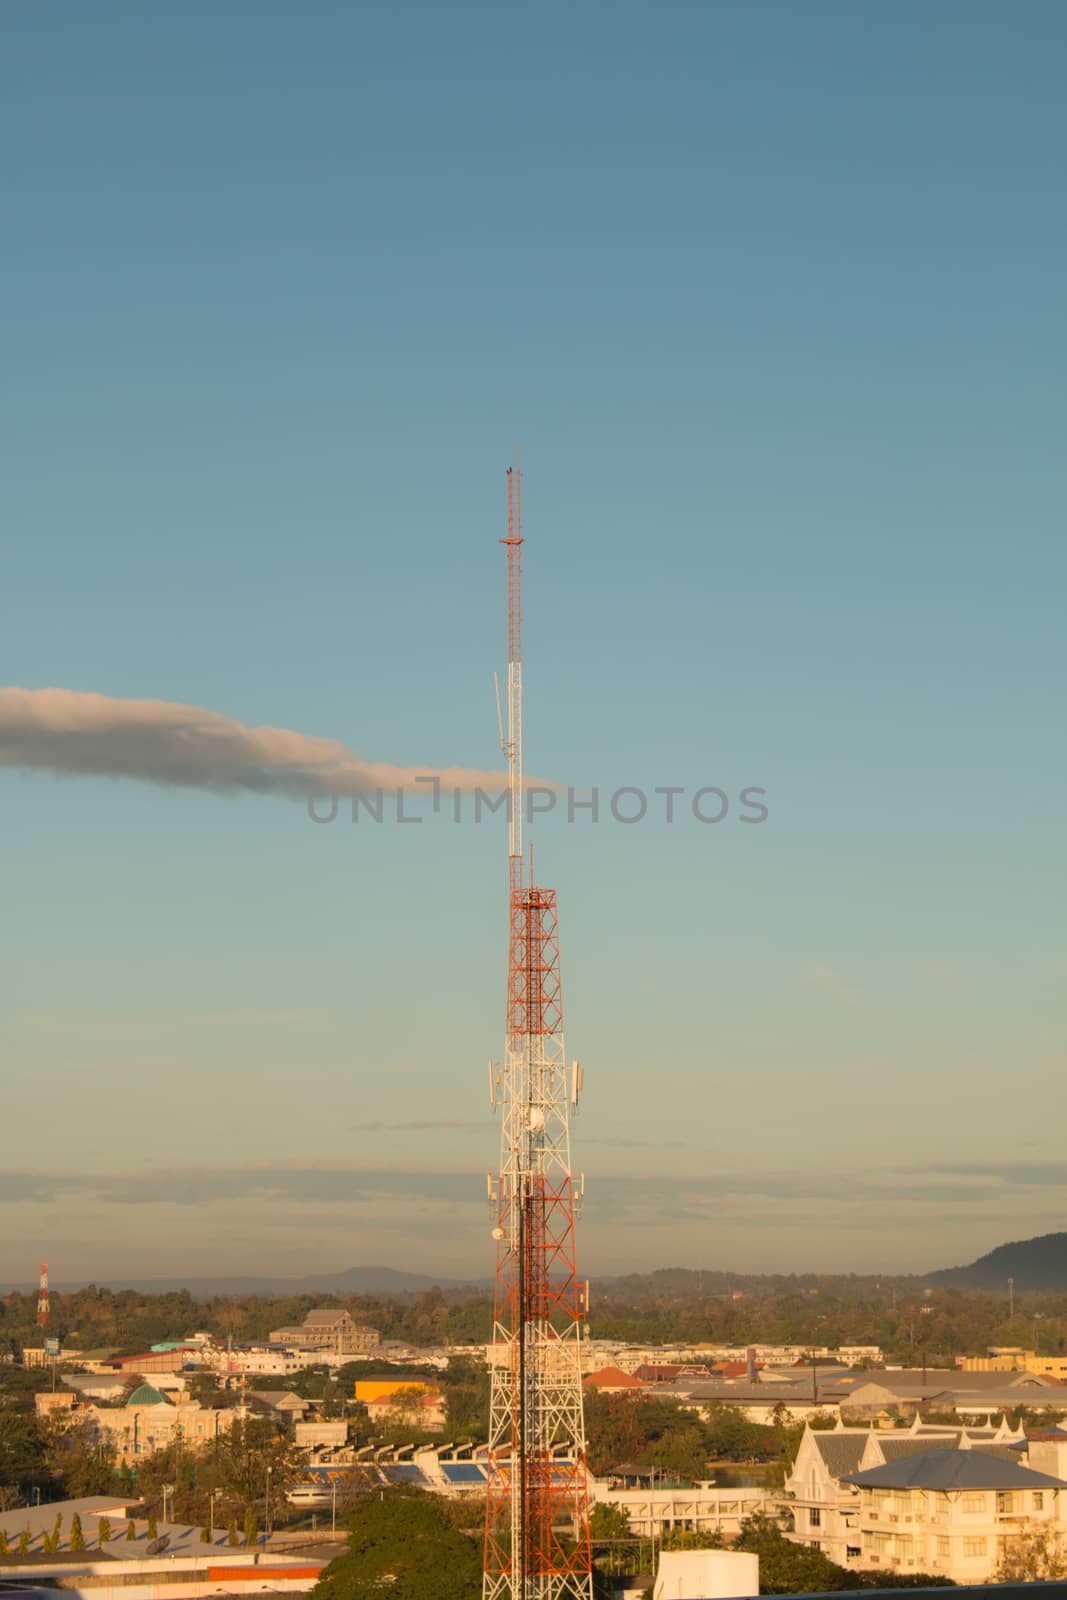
[
  {"left": 996, "top": 1492, "right": 1015, "bottom": 1515},
  {"left": 963, "top": 1538, "right": 987, "bottom": 1558},
  {"left": 810, "top": 1508, "right": 821, "bottom": 1528},
  {"left": 937, "top": 1538, "right": 951, "bottom": 1557},
  {"left": 962, "top": 1494, "right": 985, "bottom": 1513},
  {"left": 1033, "top": 1492, "right": 1044, "bottom": 1511}
]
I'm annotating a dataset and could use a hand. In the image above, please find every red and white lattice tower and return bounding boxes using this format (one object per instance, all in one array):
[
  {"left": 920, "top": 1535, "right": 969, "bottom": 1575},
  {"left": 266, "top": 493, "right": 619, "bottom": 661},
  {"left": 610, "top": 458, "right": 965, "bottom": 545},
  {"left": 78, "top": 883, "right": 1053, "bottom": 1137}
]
[
  {"left": 36, "top": 1261, "right": 50, "bottom": 1328},
  {"left": 484, "top": 458, "right": 594, "bottom": 1600}
]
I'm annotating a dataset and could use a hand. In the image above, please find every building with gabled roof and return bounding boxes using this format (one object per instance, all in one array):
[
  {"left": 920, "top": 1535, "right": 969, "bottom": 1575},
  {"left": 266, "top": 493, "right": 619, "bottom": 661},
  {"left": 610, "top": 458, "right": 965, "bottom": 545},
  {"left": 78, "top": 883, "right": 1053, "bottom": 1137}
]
[
  {"left": 783, "top": 1414, "right": 1028, "bottom": 1568},
  {"left": 268, "top": 1308, "right": 379, "bottom": 1356},
  {"left": 582, "top": 1365, "right": 644, "bottom": 1395},
  {"left": 843, "top": 1445, "right": 1067, "bottom": 1583}
]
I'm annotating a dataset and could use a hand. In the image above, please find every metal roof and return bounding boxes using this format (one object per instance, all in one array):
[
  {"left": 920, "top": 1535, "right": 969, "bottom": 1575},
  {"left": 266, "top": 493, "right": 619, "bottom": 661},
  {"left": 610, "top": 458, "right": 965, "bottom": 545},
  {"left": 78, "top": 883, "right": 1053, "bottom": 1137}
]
[
  {"left": 845, "top": 1448, "right": 1067, "bottom": 1491},
  {"left": 126, "top": 1384, "right": 172, "bottom": 1408},
  {"left": 812, "top": 1434, "right": 868, "bottom": 1477}
]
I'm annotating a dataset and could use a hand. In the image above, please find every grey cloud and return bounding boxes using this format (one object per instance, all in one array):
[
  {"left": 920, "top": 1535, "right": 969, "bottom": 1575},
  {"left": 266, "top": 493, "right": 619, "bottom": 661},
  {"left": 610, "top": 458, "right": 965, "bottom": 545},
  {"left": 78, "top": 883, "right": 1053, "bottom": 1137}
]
[
  {"left": 903, "top": 1161, "right": 1067, "bottom": 1189},
  {"left": 0, "top": 686, "right": 512, "bottom": 800},
  {"left": 2, "top": 1159, "right": 1063, "bottom": 1225}
]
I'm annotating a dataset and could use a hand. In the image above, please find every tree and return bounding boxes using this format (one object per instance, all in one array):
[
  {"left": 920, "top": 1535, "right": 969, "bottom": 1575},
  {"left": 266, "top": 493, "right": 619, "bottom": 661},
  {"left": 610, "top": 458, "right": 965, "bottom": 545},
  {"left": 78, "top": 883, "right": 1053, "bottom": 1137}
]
[
  {"left": 227, "top": 1518, "right": 240, "bottom": 1546},
  {"left": 45, "top": 1418, "right": 118, "bottom": 1499},
  {"left": 200, "top": 1526, "right": 211, "bottom": 1543},
  {"left": 97, "top": 1517, "right": 112, "bottom": 1546},
  {"left": 661, "top": 1526, "right": 725, "bottom": 1551},
  {"left": 70, "top": 1513, "right": 86, "bottom": 1552},
  {"left": 18, "top": 1532, "right": 29, "bottom": 1556},
  {"left": 0, "top": 1411, "right": 48, "bottom": 1498},
  {"left": 312, "top": 1489, "right": 481, "bottom": 1600},
  {"left": 589, "top": 1502, "right": 633, "bottom": 1541},
  {"left": 126, "top": 1519, "right": 136, "bottom": 1541},
  {"left": 440, "top": 1357, "right": 490, "bottom": 1440},
  {"left": 244, "top": 1506, "right": 258, "bottom": 1546},
  {"left": 0, "top": 1529, "right": 9, "bottom": 1556},
  {"left": 734, "top": 1512, "right": 851, "bottom": 1594},
  {"left": 147, "top": 1515, "right": 158, "bottom": 1541},
  {"left": 996, "top": 1522, "right": 1067, "bottom": 1581}
]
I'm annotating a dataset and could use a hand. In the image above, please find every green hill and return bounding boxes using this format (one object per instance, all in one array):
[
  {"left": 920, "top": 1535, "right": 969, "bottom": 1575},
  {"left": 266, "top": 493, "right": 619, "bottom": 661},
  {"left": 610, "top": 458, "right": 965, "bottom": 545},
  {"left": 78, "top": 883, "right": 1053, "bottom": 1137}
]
[{"left": 928, "top": 1232, "right": 1067, "bottom": 1291}]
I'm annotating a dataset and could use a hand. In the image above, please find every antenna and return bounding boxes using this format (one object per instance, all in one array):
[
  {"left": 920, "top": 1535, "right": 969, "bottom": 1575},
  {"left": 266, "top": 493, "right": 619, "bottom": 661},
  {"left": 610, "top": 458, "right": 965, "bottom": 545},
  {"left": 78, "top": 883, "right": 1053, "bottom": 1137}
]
[
  {"left": 493, "top": 672, "right": 506, "bottom": 757},
  {"left": 484, "top": 454, "right": 593, "bottom": 1600},
  {"left": 500, "top": 452, "right": 523, "bottom": 888}
]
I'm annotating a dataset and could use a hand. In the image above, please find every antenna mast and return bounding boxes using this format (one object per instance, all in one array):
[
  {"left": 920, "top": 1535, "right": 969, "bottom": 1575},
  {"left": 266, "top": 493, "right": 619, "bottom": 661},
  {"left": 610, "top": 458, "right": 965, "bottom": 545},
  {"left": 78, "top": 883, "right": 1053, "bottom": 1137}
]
[
  {"left": 485, "top": 457, "right": 593, "bottom": 1600},
  {"left": 36, "top": 1261, "right": 50, "bottom": 1329},
  {"left": 503, "top": 453, "right": 524, "bottom": 887}
]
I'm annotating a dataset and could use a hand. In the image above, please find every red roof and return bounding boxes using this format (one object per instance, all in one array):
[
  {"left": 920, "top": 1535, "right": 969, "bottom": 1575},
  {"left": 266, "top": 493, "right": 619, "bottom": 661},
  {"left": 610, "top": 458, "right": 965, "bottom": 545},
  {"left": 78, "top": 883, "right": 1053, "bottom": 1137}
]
[{"left": 583, "top": 1365, "right": 644, "bottom": 1391}]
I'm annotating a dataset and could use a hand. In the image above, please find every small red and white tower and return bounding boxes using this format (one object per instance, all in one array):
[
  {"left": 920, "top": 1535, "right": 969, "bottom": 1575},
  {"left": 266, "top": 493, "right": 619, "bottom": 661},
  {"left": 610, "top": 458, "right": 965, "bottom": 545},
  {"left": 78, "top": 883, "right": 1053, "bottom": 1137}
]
[
  {"left": 483, "top": 459, "right": 594, "bottom": 1600},
  {"left": 36, "top": 1261, "right": 50, "bottom": 1328}
]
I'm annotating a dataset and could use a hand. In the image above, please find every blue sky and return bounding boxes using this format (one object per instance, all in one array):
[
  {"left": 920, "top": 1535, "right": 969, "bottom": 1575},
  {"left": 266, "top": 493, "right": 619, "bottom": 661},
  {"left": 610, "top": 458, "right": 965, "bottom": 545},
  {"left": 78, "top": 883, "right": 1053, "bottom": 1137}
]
[{"left": 1, "top": 0, "right": 1064, "bottom": 1285}]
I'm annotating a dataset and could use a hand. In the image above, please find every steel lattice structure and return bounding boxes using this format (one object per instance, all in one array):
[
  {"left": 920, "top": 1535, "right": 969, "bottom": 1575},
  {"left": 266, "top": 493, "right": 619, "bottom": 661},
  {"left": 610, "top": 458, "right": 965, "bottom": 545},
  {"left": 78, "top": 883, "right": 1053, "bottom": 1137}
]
[
  {"left": 484, "top": 459, "right": 594, "bottom": 1600},
  {"left": 36, "top": 1261, "right": 49, "bottom": 1328}
]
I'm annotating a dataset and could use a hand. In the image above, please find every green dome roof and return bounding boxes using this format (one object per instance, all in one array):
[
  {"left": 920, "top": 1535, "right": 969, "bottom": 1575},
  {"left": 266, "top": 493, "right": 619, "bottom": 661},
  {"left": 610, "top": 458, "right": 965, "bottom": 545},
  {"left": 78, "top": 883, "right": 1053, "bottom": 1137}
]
[{"left": 127, "top": 1383, "right": 171, "bottom": 1408}]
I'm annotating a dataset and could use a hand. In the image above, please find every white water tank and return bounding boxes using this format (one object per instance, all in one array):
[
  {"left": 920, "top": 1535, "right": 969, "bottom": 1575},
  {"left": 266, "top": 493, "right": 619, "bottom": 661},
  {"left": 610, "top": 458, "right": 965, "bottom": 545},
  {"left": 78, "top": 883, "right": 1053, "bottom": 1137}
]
[{"left": 652, "top": 1549, "right": 759, "bottom": 1600}]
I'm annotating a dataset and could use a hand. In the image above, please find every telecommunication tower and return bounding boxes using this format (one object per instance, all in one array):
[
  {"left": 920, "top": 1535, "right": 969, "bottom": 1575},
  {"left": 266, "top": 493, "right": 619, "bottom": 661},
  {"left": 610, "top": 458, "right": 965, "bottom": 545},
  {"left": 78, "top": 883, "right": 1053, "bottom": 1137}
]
[
  {"left": 36, "top": 1261, "right": 50, "bottom": 1328},
  {"left": 484, "top": 459, "right": 594, "bottom": 1600}
]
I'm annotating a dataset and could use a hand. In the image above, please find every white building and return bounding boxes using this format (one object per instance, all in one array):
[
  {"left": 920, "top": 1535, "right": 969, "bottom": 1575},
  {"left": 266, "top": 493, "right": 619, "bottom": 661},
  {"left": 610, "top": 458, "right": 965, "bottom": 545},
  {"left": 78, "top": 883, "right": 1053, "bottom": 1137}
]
[
  {"left": 591, "top": 1483, "right": 772, "bottom": 1540},
  {"left": 653, "top": 1549, "right": 759, "bottom": 1600},
  {"left": 845, "top": 1446, "right": 1067, "bottom": 1583},
  {"left": 783, "top": 1416, "right": 1027, "bottom": 1567}
]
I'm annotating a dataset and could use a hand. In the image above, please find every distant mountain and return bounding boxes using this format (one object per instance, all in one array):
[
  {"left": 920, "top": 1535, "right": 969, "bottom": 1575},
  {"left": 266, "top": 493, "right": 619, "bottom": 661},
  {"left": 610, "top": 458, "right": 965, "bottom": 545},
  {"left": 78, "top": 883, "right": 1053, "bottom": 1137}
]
[
  {"left": 0, "top": 1266, "right": 488, "bottom": 1298},
  {"left": 928, "top": 1232, "right": 1067, "bottom": 1292}
]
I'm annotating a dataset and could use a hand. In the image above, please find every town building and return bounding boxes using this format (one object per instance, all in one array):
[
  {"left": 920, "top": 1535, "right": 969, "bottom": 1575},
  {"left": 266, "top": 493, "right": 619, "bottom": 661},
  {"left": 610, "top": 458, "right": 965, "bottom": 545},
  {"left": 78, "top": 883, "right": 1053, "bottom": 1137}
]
[
  {"left": 593, "top": 1482, "right": 773, "bottom": 1539},
  {"left": 268, "top": 1309, "right": 379, "bottom": 1357},
  {"left": 844, "top": 1446, "right": 1067, "bottom": 1583},
  {"left": 583, "top": 1366, "right": 646, "bottom": 1396},
  {"left": 362, "top": 1384, "right": 447, "bottom": 1430},
  {"left": 959, "top": 1348, "right": 1067, "bottom": 1382},
  {"left": 35, "top": 1382, "right": 241, "bottom": 1464},
  {"left": 782, "top": 1415, "right": 1050, "bottom": 1572},
  {"left": 108, "top": 1347, "right": 203, "bottom": 1376},
  {"left": 249, "top": 1389, "right": 308, "bottom": 1422}
]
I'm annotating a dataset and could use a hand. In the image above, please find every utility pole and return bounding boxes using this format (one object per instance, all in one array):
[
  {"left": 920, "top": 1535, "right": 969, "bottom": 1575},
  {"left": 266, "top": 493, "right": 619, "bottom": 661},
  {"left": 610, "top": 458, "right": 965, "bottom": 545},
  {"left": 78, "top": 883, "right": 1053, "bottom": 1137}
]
[
  {"left": 484, "top": 457, "right": 594, "bottom": 1600},
  {"left": 1008, "top": 1277, "right": 1015, "bottom": 1319}
]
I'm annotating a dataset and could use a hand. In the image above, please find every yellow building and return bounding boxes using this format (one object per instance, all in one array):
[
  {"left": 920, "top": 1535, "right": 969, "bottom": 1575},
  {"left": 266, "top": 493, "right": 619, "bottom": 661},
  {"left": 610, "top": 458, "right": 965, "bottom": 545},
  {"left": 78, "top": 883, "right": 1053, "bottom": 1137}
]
[
  {"left": 959, "top": 1349, "right": 1067, "bottom": 1380},
  {"left": 354, "top": 1379, "right": 429, "bottom": 1402},
  {"left": 36, "top": 1383, "right": 240, "bottom": 1464}
]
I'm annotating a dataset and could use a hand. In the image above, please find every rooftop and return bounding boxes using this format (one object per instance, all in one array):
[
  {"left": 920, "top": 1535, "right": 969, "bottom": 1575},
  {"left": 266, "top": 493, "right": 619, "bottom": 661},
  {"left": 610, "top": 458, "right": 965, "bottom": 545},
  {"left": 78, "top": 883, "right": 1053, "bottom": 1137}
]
[
  {"left": 846, "top": 1448, "right": 1067, "bottom": 1492},
  {"left": 126, "top": 1384, "right": 172, "bottom": 1408}
]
